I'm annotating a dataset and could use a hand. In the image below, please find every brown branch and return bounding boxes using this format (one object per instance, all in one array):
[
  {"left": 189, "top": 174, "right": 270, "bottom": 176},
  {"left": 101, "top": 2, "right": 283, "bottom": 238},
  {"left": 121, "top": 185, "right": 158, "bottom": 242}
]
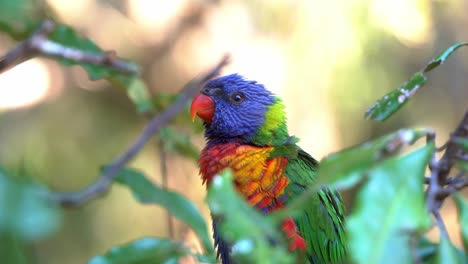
[
  {"left": 426, "top": 111, "right": 468, "bottom": 239},
  {"left": 433, "top": 209, "right": 449, "bottom": 239},
  {"left": 50, "top": 54, "right": 230, "bottom": 206},
  {"left": 0, "top": 19, "right": 139, "bottom": 75},
  {"left": 436, "top": 177, "right": 468, "bottom": 200}
]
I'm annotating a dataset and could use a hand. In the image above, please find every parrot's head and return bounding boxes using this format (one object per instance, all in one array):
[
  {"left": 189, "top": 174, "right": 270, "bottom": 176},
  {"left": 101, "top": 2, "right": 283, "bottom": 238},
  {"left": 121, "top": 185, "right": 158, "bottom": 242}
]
[{"left": 190, "top": 74, "right": 289, "bottom": 145}]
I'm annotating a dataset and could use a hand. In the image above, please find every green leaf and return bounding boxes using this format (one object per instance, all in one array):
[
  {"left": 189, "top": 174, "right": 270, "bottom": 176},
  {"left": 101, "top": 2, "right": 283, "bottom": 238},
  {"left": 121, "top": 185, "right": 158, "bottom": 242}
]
[
  {"left": 113, "top": 168, "right": 214, "bottom": 257},
  {"left": 365, "top": 72, "right": 427, "bottom": 121},
  {"left": 366, "top": 42, "right": 468, "bottom": 122},
  {"left": 0, "top": 0, "right": 40, "bottom": 39},
  {"left": 152, "top": 93, "right": 178, "bottom": 112},
  {"left": 0, "top": 234, "right": 27, "bottom": 264},
  {"left": 206, "top": 171, "right": 294, "bottom": 264},
  {"left": 453, "top": 137, "right": 468, "bottom": 151},
  {"left": 455, "top": 161, "right": 468, "bottom": 171},
  {"left": 435, "top": 235, "right": 464, "bottom": 264},
  {"left": 152, "top": 93, "right": 204, "bottom": 130},
  {"left": 347, "top": 144, "right": 433, "bottom": 264},
  {"left": 453, "top": 193, "right": 468, "bottom": 252},
  {"left": 113, "top": 77, "right": 153, "bottom": 113},
  {"left": 48, "top": 25, "right": 139, "bottom": 80},
  {"left": 416, "top": 236, "right": 468, "bottom": 263},
  {"left": 423, "top": 42, "right": 468, "bottom": 73},
  {"left": 316, "top": 129, "right": 431, "bottom": 189},
  {"left": 159, "top": 127, "right": 199, "bottom": 161},
  {"left": 0, "top": 169, "right": 61, "bottom": 241},
  {"left": 47, "top": 25, "right": 151, "bottom": 112},
  {"left": 416, "top": 236, "right": 437, "bottom": 262},
  {"left": 88, "top": 237, "right": 189, "bottom": 264}
]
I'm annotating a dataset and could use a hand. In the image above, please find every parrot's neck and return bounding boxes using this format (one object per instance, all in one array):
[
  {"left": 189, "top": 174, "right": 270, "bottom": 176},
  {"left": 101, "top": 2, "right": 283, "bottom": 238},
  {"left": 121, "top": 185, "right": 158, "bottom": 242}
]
[{"left": 251, "top": 98, "right": 290, "bottom": 146}]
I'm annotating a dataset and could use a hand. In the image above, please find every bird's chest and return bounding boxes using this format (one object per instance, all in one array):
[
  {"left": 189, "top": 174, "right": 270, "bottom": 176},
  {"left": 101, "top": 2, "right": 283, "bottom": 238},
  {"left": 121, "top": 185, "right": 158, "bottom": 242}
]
[{"left": 199, "top": 143, "right": 289, "bottom": 211}]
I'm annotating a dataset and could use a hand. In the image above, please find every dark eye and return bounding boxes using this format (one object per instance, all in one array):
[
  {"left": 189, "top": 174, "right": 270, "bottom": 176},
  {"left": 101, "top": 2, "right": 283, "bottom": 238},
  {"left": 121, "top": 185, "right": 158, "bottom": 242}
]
[{"left": 230, "top": 92, "right": 244, "bottom": 104}]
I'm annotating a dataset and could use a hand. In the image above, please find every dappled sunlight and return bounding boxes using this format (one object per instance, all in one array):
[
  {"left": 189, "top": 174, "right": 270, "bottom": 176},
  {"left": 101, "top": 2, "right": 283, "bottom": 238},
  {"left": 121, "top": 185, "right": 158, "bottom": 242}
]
[
  {"left": 126, "top": 0, "right": 187, "bottom": 44},
  {"left": 0, "top": 1, "right": 467, "bottom": 263},
  {"left": 47, "top": 0, "right": 95, "bottom": 25},
  {"left": 370, "top": 0, "right": 432, "bottom": 46},
  {"left": 0, "top": 59, "right": 59, "bottom": 110}
]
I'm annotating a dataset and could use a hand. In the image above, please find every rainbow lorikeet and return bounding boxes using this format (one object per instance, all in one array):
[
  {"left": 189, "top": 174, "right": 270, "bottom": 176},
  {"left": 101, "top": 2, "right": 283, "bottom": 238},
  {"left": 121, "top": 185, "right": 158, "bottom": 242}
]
[{"left": 190, "top": 74, "right": 346, "bottom": 263}]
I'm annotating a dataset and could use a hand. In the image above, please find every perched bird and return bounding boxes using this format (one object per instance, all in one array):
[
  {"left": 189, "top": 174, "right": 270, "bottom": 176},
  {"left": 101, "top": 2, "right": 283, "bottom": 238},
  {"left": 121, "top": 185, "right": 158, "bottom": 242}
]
[{"left": 190, "top": 74, "right": 346, "bottom": 263}]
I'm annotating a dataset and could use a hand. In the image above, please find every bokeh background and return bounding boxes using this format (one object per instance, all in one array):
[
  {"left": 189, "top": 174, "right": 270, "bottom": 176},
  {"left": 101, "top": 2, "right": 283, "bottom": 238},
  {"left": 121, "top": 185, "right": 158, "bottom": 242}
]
[{"left": 0, "top": 0, "right": 467, "bottom": 263}]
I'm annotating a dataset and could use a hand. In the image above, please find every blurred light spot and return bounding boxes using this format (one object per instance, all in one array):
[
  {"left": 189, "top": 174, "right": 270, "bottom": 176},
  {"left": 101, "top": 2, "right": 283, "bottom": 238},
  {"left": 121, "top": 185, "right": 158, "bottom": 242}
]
[
  {"left": 126, "top": 0, "right": 185, "bottom": 43},
  {"left": 0, "top": 59, "right": 52, "bottom": 110},
  {"left": 226, "top": 40, "right": 286, "bottom": 94},
  {"left": 47, "top": 0, "right": 93, "bottom": 25},
  {"left": 71, "top": 67, "right": 107, "bottom": 91},
  {"left": 371, "top": 0, "right": 432, "bottom": 46}
]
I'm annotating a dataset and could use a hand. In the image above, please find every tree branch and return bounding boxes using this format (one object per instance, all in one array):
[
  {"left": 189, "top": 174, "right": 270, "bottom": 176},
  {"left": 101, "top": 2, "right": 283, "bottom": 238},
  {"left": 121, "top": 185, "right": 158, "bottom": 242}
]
[
  {"left": 426, "top": 111, "right": 468, "bottom": 238},
  {"left": 50, "top": 54, "right": 230, "bottom": 206},
  {"left": 432, "top": 209, "right": 449, "bottom": 239},
  {"left": 0, "top": 19, "right": 139, "bottom": 75}
]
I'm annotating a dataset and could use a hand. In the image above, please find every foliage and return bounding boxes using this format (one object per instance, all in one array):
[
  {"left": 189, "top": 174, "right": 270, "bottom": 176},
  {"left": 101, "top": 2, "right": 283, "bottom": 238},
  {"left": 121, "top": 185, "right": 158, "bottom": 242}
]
[
  {"left": 0, "top": 169, "right": 61, "bottom": 264},
  {"left": 365, "top": 42, "right": 468, "bottom": 121},
  {"left": 88, "top": 238, "right": 192, "bottom": 264},
  {"left": 206, "top": 171, "right": 294, "bottom": 263},
  {"left": 0, "top": 1, "right": 467, "bottom": 263}
]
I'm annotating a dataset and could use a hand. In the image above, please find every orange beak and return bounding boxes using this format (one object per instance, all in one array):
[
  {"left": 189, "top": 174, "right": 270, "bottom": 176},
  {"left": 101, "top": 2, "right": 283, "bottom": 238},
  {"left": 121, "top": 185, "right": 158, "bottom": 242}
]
[{"left": 190, "top": 94, "right": 215, "bottom": 123}]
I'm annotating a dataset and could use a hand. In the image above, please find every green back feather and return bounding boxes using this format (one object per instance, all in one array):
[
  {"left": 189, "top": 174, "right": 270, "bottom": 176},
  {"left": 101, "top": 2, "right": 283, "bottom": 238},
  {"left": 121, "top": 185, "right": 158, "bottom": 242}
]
[
  {"left": 285, "top": 150, "right": 347, "bottom": 263},
  {"left": 252, "top": 95, "right": 347, "bottom": 262}
]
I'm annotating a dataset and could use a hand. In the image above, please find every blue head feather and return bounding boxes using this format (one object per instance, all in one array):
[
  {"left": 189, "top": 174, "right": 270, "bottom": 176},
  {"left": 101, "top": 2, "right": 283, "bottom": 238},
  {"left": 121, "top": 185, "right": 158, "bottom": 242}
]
[{"left": 201, "top": 74, "right": 275, "bottom": 145}]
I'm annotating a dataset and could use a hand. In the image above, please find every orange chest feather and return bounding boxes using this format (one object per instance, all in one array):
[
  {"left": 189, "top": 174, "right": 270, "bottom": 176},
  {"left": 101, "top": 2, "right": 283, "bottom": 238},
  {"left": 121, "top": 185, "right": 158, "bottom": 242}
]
[{"left": 199, "top": 143, "right": 289, "bottom": 211}]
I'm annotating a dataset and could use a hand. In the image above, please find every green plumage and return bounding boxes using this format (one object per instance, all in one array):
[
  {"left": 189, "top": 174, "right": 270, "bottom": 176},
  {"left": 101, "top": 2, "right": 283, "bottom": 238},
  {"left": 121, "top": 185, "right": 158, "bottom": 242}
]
[
  {"left": 253, "top": 98, "right": 347, "bottom": 263},
  {"left": 192, "top": 74, "right": 347, "bottom": 263},
  {"left": 284, "top": 149, "right": 347, "bottom": 263}
]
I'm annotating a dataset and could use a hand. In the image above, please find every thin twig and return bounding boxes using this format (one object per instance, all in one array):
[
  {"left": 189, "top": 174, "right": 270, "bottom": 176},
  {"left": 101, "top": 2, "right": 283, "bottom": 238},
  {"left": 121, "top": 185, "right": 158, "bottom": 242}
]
[
  {"left": 50, "top": 54, "right": 230, "bottom": 206},
  {"left": 158, "top": 137, "right": 175, "bottom": 238},
  {"left": 424, "top": 171, "right": 466, "bottom": 185},
  {"left": 432, "top": 209, "right": 449, "bottom": 239},
  {"left": 0, "top": 19, "right": 139, "bottom": 75},
  {"left": 436, "top": 178, "right": 468, "bottom": 200},
  {"left": 425, "top": 111, "right": 468, "bottom": 241}
]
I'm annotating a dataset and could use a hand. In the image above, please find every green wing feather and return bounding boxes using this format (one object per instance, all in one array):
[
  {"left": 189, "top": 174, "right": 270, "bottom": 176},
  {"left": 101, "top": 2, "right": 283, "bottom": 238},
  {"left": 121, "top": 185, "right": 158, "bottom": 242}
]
[{"left": 284, "top": 148, "right": 347, "bottom": 263}]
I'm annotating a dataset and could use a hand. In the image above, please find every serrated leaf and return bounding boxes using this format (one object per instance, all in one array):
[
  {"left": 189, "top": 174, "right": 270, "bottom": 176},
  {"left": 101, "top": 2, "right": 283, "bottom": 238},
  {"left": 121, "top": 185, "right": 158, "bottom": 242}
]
[
  {"left": 365, "top": 72, "right": 427, "bottom": 121},
  {"left": 159, "top": 127, "right": 199, "bottom": 161},
  {"left": 88, "top": 237, "right": 189, "bottom": 264},
  {"left": 423, "top": 42, "right": 468, "bottom": 73},
  {"left": 453, "top": 193, "right": 468, "bottom": 252},
  {"left": 316, "top": 129, "right": 430, "bottom": 189},
  {"left": 347, "top": 144, "right": 433, "bottom": 264},
  {"left": 0, "top": 169, "right": 61, "bottom": 241},
  {"left": 206, "top": 171, "right": 293, "bottom": 264},
  {"left": 435, "top": 235, "right": 463, "bottom": 264},
  {"left": 113, "top": 168, "right": 214, "bottom": 257}
]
